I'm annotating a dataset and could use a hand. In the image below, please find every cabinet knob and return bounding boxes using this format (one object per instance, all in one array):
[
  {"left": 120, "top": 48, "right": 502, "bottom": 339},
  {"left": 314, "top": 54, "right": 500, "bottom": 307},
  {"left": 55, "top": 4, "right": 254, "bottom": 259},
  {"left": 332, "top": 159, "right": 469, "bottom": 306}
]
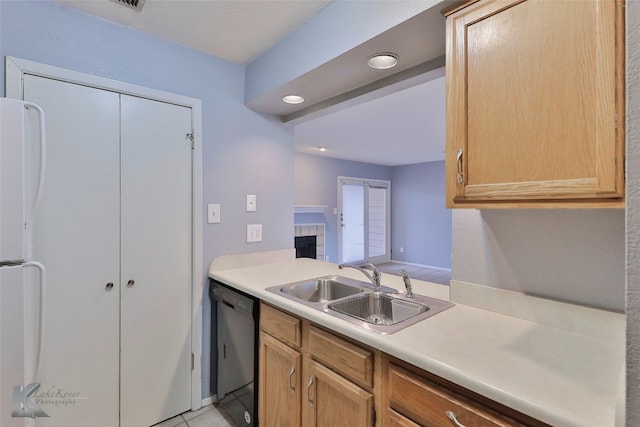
[
  {"left": 105, "top": 282, "right": 114, "bottom": 291},
  {"left": 127, "top": 280, "right": 135, "bottom": 287}
]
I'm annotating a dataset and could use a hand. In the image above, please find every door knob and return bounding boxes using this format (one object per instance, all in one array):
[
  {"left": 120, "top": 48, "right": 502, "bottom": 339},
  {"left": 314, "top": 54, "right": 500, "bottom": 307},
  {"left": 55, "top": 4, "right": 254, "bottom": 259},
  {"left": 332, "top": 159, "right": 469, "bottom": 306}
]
[
  {"left": 127, "top": 280, "right": 135, "bottom": 287},
  {"left": 105, "top": 282, "right": 114, "bottom": 290}
]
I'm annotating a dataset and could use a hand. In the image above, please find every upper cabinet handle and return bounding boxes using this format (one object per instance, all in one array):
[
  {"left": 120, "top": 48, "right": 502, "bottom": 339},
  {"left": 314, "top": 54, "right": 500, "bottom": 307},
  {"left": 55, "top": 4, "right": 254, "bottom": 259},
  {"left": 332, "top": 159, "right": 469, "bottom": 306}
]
[
  {"left": 456, "top": 148, "right": 464, "bottom": 184},
  {"left": 446, "top": 411, "right": 467, "bottom": 427}
]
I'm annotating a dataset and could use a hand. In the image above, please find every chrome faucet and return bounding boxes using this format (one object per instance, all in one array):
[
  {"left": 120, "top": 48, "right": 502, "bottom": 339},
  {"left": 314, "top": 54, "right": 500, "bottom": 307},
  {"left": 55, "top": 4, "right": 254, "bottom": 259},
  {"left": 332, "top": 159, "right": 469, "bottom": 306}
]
[
  {"left": 338, "top": 262, "right": 382, "bottom": 291},
  {"left": 399, "top": 269, "right": 414, "bottom": 298}
]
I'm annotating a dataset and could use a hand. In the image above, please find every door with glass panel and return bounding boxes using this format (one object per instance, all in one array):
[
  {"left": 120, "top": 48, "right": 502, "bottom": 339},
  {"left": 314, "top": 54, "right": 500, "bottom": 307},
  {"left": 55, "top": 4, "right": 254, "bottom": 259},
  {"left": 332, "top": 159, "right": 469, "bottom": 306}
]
[{"left": 338, "top": 177, "right": 391, "bottom": 265}]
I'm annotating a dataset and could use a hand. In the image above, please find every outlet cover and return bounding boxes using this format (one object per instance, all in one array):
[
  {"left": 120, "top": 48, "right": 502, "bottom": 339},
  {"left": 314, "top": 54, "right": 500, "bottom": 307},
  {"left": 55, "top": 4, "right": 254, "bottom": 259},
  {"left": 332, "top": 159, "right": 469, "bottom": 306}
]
[{"left": 247, "top": 224, "right": 262, "bottom": 242}]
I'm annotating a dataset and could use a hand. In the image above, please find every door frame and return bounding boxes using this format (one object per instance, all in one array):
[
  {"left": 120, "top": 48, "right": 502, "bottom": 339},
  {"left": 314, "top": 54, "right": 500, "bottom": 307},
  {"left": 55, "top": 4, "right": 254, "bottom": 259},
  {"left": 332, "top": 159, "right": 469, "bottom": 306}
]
[
  {"left": 5, "top": 56, "right": 204, "bottom": 410},
  {"left": 337, "top": 176, "right": 391, "bottom": 265}
]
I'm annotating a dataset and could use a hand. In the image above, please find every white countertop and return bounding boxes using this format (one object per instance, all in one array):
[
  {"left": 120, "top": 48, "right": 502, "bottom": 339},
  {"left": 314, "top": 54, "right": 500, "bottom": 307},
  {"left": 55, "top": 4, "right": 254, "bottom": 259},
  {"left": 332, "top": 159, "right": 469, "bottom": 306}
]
[{"left": 209, "top": 257, "right": 624, "bottom": 427}]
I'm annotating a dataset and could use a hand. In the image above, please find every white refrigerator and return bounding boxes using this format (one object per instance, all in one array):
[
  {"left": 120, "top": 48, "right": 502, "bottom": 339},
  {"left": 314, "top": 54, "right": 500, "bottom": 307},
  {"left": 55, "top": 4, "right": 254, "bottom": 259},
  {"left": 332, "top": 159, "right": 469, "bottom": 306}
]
[{"left": 0, "top": 98, "right": 47, "bottom": 426}]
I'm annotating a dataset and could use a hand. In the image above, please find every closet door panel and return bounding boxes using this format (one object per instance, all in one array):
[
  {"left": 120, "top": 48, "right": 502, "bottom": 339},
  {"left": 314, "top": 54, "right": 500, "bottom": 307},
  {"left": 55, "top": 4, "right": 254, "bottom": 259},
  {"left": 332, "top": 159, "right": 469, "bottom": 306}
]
[
  {"left": 24, "top": 75, "right": 121, "bottom": 427},
  {"left": 119, "top": 95, "right": 192, "bottom": 427}
]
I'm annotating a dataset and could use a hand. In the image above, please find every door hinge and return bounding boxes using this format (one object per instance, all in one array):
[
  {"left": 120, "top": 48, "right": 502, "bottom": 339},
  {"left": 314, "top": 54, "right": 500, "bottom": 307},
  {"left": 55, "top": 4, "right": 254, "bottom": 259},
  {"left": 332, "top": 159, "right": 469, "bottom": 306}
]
[
  {"left": 191, "top": 353, "right": 195, "bottom": 371},
  {"left": 186, "top": 133, "right": 194, "bottom": 149},
  {"left": 371, "top": 407, "right": 376, "bottom": 426}
]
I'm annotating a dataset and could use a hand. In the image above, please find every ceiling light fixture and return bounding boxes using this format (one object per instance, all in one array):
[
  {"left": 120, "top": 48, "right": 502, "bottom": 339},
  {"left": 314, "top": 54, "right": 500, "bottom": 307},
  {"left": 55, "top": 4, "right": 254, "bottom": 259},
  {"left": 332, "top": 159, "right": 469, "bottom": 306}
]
[
  {"left": 367, "top": 52, "right": 399, "bottom": 70},
  {"left": 318, "top": 147, "right": 327, "bottom": 152},
  {"left": 282, "top": 95, "right": 305, "bottom": 104}
]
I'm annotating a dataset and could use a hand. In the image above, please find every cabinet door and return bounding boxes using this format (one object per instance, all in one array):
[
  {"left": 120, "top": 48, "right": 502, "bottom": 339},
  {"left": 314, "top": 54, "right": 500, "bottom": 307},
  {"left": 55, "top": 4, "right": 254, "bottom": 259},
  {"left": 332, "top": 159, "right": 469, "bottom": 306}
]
[
  {"left": 24, "top": 75, "right": 121, "bottom": 427},
  {"left": 119, "top": 95, "right": 192, "bottom": 427},
  {"left": 259, "top": 332, "right": 301, "bottom": 427},
  {"left": 446, "top": 0, "right": 624, "bottom": 206},
  {"left": 304, "top": 360, "right": 373, "bottom": 427}
]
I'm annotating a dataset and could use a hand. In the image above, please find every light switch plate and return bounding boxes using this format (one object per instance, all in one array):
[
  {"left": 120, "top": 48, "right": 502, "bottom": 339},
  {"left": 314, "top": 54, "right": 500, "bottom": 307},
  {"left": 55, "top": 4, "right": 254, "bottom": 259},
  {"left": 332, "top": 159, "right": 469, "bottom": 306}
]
[
  {"left": 207, "top": 204, "right": 221, "bottom": 224},
  {"left": 247, "top": 224, "right": 262, "bottom": 242},
  {"left": 247, "top": 195, "right": 257, "bottom": 212}
]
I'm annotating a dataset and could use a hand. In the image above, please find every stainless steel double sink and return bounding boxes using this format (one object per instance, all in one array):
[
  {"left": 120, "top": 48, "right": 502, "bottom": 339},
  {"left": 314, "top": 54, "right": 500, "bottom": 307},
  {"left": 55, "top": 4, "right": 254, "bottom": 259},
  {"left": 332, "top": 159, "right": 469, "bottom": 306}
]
[{"left": 266, "top": 275, "right": 453, "bottom": 334}]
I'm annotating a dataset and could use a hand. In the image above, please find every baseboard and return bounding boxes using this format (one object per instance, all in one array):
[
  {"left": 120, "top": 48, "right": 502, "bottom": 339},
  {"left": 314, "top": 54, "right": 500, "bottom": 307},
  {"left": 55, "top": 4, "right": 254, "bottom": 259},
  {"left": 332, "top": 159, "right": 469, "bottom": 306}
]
[
  {"left": 202, "top": 395, "right": 216, "bottom": 407},
  {"left": 388, "top": 260, "right": 451, "bottom": 272}
]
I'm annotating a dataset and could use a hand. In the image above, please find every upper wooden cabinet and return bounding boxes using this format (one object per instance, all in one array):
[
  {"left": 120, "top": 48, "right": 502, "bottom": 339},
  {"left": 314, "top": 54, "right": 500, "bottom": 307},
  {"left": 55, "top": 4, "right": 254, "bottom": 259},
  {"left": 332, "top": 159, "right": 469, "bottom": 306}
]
[{"left": 444, "top": 0, "right": 625, "bottom": 208}]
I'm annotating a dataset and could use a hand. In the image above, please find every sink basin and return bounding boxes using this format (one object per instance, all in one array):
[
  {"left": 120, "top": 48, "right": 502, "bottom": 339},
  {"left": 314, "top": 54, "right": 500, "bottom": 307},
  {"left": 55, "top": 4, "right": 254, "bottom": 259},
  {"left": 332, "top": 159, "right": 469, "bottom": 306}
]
[
  {"left": 327, "top": 292, "right": 454, "bottom": 334},
  {"left": 275, "top": 275, "right": 365, "bottom": 303},
  {"left": 328, "top": 293, "right": 427, "bottom": 325},
  {"left": 267, "top": 275, "right": 454, "bottom": 334}
]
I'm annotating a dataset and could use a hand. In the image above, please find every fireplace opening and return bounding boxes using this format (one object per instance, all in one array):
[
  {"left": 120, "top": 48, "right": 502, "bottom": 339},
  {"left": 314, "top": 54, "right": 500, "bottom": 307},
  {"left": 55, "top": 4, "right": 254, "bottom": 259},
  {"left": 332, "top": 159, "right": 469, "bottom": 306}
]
[{"left": 295, "top": 236, "right": 317, "bottom": 259}]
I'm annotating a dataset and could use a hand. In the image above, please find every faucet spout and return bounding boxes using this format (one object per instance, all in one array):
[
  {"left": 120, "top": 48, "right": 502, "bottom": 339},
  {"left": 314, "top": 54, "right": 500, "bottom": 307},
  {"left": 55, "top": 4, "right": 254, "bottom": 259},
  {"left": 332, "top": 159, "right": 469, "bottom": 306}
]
[
  {"left": 399, "top": 269, "right": 414, "bottom": 298},
  {"left": 338, "top": 262, "right": 382, "bottom": 290}
]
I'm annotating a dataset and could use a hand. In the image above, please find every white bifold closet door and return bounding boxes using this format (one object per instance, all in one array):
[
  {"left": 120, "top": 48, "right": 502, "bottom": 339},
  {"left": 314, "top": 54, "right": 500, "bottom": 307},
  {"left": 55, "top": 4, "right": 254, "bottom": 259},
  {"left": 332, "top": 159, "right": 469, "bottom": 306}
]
[
  {"left": 119, "top": 94, "right": 192, "bottom": 427},
  {"left": 25, "top": 75, "right": 121, "bottom": 427},
  {"left": 23, "top": 76, "right": 192, "bottom": 427}
]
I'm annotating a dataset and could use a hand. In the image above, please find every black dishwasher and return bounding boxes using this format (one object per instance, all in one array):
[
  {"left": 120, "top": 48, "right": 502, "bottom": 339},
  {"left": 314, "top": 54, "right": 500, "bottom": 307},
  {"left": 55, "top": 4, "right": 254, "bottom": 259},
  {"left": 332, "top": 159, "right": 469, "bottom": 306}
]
[{"left": 210, "top": 280, "right": 259, "bottom": 426}]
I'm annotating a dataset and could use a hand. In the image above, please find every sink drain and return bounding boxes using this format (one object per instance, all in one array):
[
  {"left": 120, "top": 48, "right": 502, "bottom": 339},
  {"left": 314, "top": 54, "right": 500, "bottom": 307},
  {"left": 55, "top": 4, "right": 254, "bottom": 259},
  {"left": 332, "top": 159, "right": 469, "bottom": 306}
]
[{"left": 365, "top": 314, "right": 392, "bottom": 325}]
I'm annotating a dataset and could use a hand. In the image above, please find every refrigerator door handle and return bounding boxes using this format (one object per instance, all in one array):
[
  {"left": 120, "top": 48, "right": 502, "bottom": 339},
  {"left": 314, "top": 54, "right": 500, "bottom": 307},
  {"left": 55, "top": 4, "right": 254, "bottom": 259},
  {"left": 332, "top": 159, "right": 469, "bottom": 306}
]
[
  {"left": 22, "top": 260, "right": 46, "bottom": 382},
  {"left": 23, "top": 101, "right": 47, "bottom": 225}
]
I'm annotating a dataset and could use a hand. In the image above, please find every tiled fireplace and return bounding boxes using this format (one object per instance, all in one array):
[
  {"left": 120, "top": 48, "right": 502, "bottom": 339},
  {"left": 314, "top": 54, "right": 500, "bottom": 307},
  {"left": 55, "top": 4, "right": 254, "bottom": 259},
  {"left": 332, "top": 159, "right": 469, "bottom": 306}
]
[{"left": 294, "top": 224, "right": 325, "bottom": 261}]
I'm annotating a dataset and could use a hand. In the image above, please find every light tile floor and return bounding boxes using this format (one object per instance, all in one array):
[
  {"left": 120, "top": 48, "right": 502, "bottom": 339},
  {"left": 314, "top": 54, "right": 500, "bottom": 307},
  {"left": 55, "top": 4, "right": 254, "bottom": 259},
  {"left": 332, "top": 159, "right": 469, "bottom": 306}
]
[
  {"left": 152, "top": 403, "right": 238, "bottom": 427},
  {"left": 376, "top": 261, "right": 451, "bottom": 285}
]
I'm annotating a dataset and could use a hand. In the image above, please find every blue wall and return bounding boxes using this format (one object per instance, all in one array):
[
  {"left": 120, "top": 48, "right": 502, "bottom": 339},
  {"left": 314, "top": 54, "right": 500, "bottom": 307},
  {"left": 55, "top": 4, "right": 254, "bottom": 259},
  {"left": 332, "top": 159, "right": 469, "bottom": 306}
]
[
  {"left": 0, "top": 0, "right": 294, "bottom": 399},
  {"left": 295, "top": 154, "right": 451, "bottom": 269},
  {"left": 391, "top": 161, "right": 451, "bottom": 269},
  {"left": 294, "top": 153, "right": 391, "bottom": 262}
]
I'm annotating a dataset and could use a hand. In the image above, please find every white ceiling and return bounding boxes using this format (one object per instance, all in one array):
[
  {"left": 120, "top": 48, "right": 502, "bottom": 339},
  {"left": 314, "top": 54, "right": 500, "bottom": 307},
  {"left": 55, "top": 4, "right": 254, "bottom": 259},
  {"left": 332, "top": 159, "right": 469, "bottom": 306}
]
[
  {"left": 295, "top": 73, "right": 446, "bottom": 166},
  {"left": 58, "top": 0, "right": 446, "bottom": 166},
  {"left": 59, "top": 0, "right": 333, "bottom": 64}
]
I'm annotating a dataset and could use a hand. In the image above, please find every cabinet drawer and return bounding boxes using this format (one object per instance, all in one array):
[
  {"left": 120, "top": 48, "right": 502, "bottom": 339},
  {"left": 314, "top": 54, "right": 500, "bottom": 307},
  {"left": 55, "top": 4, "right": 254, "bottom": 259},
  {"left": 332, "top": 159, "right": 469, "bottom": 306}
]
[
  {"left": 388, "top": 364, "right": 522, "bottom": 427},
  {"left": 388, "top": 408, "right": 420, "bottom": 427},
  {"left": 260, "top": 303, "right": 301, "bottom": 347},
  {"left": 308, "top": 325, "right": 373, "bottom": 389}
]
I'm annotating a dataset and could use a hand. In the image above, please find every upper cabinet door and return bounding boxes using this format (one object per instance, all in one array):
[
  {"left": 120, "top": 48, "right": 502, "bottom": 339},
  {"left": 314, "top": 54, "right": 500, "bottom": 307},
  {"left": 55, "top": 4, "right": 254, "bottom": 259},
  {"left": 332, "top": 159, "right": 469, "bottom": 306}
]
[{"left": 445, "top": 0, "right": 625, "bottom": 208}]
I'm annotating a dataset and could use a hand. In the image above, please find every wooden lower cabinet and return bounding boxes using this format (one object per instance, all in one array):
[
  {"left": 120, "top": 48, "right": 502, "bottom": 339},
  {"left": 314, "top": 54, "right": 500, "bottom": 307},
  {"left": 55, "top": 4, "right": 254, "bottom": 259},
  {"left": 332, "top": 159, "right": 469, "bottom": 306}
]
[
  {"left": 258, "top": 331, "right": 302, "bottom": 427},
  {"left": 259, "top": 303, "right": 378, "bottom": 427},
  {"left": 258, "top": 303, "right": 547, "bottom": 427},
  {"left": 303, "top": 360, "right": 374, "bottom": 427}
]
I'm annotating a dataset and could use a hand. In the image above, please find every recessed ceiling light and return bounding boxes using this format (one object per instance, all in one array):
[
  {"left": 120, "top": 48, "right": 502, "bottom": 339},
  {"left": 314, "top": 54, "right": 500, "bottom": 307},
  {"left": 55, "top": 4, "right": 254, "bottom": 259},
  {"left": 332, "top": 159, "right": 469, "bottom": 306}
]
[
  {"left": 367, "top": 52, "right": 399, "bottom": 70},
  {"left": 318, "top": 147, "right": 327, "bottom": 152},
  {"left": 282, "top": 95, "right": 304, "bottom": 104}
]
